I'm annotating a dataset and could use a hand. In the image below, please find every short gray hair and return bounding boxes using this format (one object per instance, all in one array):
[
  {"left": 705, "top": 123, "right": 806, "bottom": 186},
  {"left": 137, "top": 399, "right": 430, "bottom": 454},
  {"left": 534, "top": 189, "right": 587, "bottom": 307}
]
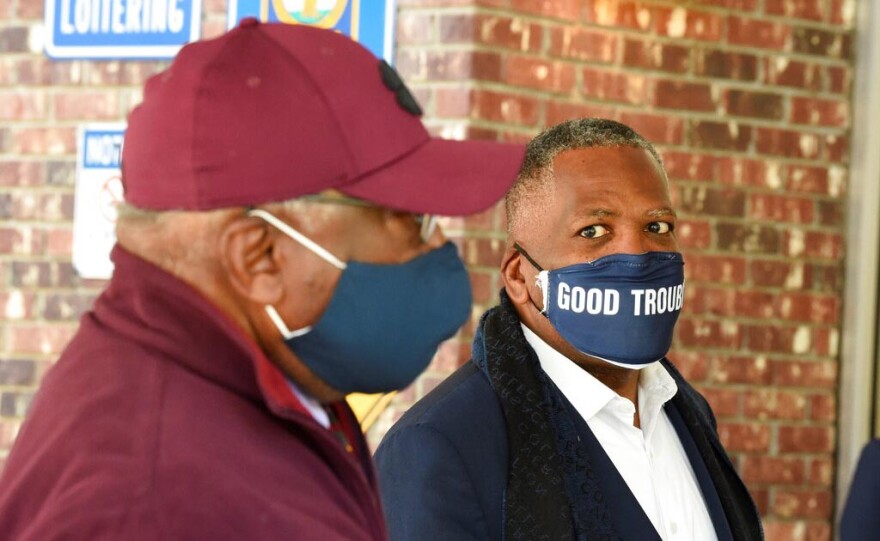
[{"left": 505, "top": 118, "right": 666, "bottom": 231}]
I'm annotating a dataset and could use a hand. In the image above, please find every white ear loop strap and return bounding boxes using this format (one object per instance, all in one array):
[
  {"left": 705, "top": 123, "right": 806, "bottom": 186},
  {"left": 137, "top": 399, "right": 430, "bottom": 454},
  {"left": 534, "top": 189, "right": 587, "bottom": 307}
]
[
  {"left": 265, "top": 305, "right": 312, "bottom": 340},
  {"left": 536, "top": 270, "right": 549, "bottom": 314},
  {"left": 247, "top": 208, "right": 347, "bottom": 270}
]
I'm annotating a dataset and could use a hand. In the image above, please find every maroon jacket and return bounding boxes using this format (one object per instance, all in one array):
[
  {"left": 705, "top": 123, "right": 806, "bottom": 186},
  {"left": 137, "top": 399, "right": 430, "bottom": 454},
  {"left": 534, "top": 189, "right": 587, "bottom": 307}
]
[{"left": 0, "top": 246, "right": 387, "bottom": 540}]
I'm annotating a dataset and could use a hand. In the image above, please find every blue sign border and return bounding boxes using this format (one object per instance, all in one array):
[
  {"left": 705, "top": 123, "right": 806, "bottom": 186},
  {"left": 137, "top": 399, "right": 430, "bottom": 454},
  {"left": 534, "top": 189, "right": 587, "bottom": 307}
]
[
  {"left": 227, "top": 0, "right": 396, "bottom": 62},
  {"left": 44, "top": 0, "right": 202, "bottom": 59}
]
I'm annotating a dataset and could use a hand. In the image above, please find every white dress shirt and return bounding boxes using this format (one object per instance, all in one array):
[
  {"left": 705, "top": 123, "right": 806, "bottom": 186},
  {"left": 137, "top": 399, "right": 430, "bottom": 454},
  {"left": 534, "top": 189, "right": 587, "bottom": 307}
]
[{"left": 522, "top": 324, "right": 718, "bottom": 541}]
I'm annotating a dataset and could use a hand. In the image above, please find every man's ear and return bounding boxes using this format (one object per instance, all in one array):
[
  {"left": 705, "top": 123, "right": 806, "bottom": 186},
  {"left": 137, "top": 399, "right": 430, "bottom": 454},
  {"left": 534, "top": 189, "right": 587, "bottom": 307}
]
[
  {"left": 220, "top": 216, "right": 284, "bottom": 305},
  {"left": 500, "top": 245, "right": 531, "bottom": 306}
]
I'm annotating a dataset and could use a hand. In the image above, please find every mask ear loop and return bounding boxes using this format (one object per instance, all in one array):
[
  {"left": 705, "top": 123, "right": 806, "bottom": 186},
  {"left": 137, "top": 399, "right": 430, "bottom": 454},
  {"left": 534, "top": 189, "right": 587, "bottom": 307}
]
[
  {"left": 513, "top": 242, "right": 549, "bottom": 315},
  {"left": 247, "top": 208, "right": 347, "bottom": 339}
]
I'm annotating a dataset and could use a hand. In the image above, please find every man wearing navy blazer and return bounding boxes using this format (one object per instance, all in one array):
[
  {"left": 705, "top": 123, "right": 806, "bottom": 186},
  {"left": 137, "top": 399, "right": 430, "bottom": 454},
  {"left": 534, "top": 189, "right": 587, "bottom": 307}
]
[{"left": 375, "top": 119, "right": 764, "bottom": 540}]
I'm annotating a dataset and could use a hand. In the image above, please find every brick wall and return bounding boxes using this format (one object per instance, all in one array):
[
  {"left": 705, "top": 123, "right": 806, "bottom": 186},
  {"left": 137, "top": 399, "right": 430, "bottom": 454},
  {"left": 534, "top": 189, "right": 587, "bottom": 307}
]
[
  {"left": 367, "top": 1, "right": 856, "bottom": 540},
  {"left": 0, "top": 1, "right": 855, "bottom": 539}
]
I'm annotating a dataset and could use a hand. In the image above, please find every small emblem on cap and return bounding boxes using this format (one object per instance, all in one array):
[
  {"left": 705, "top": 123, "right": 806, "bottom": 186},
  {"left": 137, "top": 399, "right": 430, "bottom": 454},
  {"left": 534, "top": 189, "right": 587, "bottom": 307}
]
[{"left": 379, "top": 60, "right": 423, "bottom": 117}]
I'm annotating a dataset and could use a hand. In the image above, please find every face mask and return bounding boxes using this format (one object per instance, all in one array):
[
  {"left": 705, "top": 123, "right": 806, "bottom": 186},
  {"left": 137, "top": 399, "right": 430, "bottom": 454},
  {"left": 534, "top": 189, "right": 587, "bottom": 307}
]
[
  {"left": 515, "top": 243, "right": 685, "bottom": 369},
  {"left": 250, "top": 209, "right": 472, "bottom": 394}
]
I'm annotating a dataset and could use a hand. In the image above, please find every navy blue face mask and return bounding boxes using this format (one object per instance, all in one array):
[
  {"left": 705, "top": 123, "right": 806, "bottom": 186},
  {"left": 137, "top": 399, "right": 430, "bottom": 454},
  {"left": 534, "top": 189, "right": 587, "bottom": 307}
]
[
  {"left": 250, "top": 209, "right": 472, "bottom": 394},
  {"left": 515, "top": 243, "right": 685, "bottom": 369}
]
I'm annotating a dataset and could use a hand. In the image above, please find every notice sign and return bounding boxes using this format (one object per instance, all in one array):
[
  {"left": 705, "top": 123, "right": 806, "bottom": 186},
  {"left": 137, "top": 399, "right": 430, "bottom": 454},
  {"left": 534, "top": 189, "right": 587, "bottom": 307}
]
[
  {"left": 73, "top": 125, "right": 125, "bottom": 280},
  {"left": 228, "top": 0, "right": 395, "bottom": 61},
  {"left": 44, "top": 0, "right": 202, "bottom": 59}
]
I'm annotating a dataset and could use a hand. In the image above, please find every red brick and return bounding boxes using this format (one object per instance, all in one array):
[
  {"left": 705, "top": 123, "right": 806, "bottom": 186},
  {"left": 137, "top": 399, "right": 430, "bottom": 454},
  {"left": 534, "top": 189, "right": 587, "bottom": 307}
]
[
  {"left": 399, "top": 12, "right": 436, "bottom": 44},
  {"left": 727, "top": 17, "right": 789, "bottom": 48},
  {"left": 809, "top": 394, "right": 835, "bottom": 423},
  {"left": 748, "top": 193, "right": 814, "bottom": 224},
  {"left": 654, "top": 7, "right": 723, "bottom": 41},
  {"left": 717, "top": 158, "right": 778, "bottom": 189},
  {"left": 744, "top": 324, "right": 812, "bottom": 354},
  {"left": 0, "top": 93, "right": 47, "bottom": 120},
  {"left": 695, "top": 49, "right": 758, "bottom": 81},
  {"left": 785, "top": 231, "right": 843, "bottom": 260},
  {"left": 548, "top": 27, "right": 617, "bottom": 63},
  {"left": 756, "top": 128, "right": 821, "bottom": 159},
  {"left": 824, "top": 134, "right": 848, "bottom": 163},
  {"left": 765, "top": 0, "right": 826, "bottom": 21},
  {"left": 684, "top": 286, "right": 735, "bottom": 317},
  {"left": 791, "top": 97, "right": 848, "bottom": 126},
  {"left": 742, "top": 455, "right": 805, "bottom": 484},
  {"left": 693, "top": 0, "right": 757, "bottom": 8},
  {"left": 826, "top": 65, "right": 850, "bottom": 94},
  {"left": 544, "top": 101, "right": 616, "bottom": 127},
  {"left": 52, "top": 92, "right": 121, "bottom": 120},
  {"left": 724, "top": 89, "right": 784, "bottom": 119},
  {"left": 503, "top": 55, "right": 575, "bottom": 93},
  {"left": 678, "top": 186, "right": 746, "bottom": 218},
  {"left": 653, "top": 80, "right": 715, "bottom": 111},
  {"left": 681, "top": 253, "right": 747, "bottom": 285},
  {"left": 779, "top": 293, "right": 838, "bottom": 324},
  {"left": 779, "top": 426, "right": 834, "bottom": 453},
  {"left": 677, "top": 318, "right": 740, "bottom": 349},
  {"left": 622, "top": 38, "right": 690, "bottom": 73},
  {"left": 792, "top": 27, "right": 844, "bottom": 57},
  {"left": 691, "top": 121, "right": 752, "bottom": 151},
  {"left": 733, "top": 290, "right": 777, "bottom": 320},
  {"left": 811, "top": 327, "right": 839, "bottom": 357},
  {"left": 511, "top": 0, "right": 581, "bottom": 20},
  {"left": 785, "top": 165, "right": 830, "bottom": 194},
  {"left": 718, "top": 422, "right": 771, "bottom": 452},
  {"left": 0, "top": 27, "right": 29, "bottom": 53},
  {"left": 700, "top": 387, "right": 740, "bottom": 418},
  {"left": 674, "top": 219, "right": 712, "bottom": 249},
  {"left": 665, "top": 350, "right": 709, "bottom": 381},
  {"left": 463, "top": 237, "right": 506, "bottom": 268},
  {"left": 581, "top": 68, "right": 646, "bottom": 104},
  {"left": 744, "top": 390, "right": 807, "bottom": 420},
  {"left": 0, "top": 161, "right": 44, "bottom": 187},
  {"left": 11, "top": 127, "right": 77, "bottom": 156},
  {"left": 0, "top": 360, "right": 37, "bottom": 386},
  {"left": 476, "top": 16, "right": 543, "bottom": 51},
  {"left": 584, "top": 1, "right": 651, "bottom": 30},
  {"left": 716, "top": 222, "right": 780, "bottom": 254},
  {"left": 662, "top": 152, "right": 718, "bottom": 182},
  {"left": 4, "top": 324, "right": 77, "bottom": 355},
  {"left": 16, "top": 0, "right": 41, "bottom": 17},
  {"left": 712, "top": 355, "right": 772, "bottom": 385},
  {"left": 618, "top": 112, "right": 683, "bottom": 145},
  {"left": 762, "top": 57, "right": 822, "bottom": 90},
  {"left": 809, "top": 457, "right": 834, "bottom": 486},
  {"left": 816, "top": 200, "right": 842, "bottom": 227},
  {"left": 774, "top": 489, "right": 832, "bottom": 519}
]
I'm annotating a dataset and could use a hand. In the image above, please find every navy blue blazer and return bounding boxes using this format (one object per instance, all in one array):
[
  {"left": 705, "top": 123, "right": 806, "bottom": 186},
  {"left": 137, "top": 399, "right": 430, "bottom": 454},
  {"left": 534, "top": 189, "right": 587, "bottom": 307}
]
[
  {"left": 375, "top": 360, "right": 762, "bottom": 540},
  {"left": 840, "top": 439, "right": 880, "bottom": 540}
]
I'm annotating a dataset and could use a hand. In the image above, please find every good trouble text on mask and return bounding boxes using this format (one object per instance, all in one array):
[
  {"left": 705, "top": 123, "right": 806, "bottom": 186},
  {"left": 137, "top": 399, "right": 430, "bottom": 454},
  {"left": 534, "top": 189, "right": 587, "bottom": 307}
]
[{"left": 557, "top": 283, "right": 685, "bottom": 316}]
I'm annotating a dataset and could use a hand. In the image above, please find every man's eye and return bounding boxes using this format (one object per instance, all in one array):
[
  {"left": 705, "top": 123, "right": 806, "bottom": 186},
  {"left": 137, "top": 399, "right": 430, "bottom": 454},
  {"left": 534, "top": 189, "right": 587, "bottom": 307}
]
[
  {"left": 647, "top": 221, "right": 674, "bottom": 234},
  {"left": 580, "top": 224, "right": 610, "bottom": 239}
]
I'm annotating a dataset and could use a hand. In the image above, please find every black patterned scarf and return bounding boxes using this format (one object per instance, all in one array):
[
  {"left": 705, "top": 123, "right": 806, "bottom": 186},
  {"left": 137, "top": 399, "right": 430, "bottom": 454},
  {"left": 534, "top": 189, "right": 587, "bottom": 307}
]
[{"left": 471, "top": 291, "right": 620, "bottom": 540}]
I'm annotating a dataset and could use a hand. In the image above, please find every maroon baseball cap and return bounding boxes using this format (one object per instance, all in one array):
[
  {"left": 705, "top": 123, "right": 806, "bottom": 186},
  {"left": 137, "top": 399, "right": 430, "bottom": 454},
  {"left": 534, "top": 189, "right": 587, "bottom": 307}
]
[{"left": 121, "top": 18, "right": 525, "bottom": 216}]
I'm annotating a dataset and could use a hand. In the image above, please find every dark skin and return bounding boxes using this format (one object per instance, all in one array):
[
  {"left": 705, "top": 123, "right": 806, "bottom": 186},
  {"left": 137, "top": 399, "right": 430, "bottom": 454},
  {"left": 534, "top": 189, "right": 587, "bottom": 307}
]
[
  {"left": 119, "top": 191, "right": 443, "bottom": 404},
  {"left": 501, "top": 146, "right": 678, "bottom": 428}
]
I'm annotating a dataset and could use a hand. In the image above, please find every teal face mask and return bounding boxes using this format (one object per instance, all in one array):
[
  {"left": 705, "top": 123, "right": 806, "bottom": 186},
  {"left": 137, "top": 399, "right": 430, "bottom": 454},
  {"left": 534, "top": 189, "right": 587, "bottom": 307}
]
[{"left": 251, "top": 209, "right": 472, "bottom": 394}]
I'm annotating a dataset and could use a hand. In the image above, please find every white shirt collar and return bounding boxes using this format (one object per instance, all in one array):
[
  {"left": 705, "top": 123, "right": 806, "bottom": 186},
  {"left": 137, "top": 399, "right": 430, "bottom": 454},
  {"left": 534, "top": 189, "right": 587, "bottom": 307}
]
[{"left": 520, "top": 323, "right": 677, "bottom": 428}]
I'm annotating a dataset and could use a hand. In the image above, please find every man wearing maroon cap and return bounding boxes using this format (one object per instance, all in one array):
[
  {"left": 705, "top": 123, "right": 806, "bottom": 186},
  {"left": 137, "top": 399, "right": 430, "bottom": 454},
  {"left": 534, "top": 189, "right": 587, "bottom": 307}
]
[{"left": 0, "top": 20, "right": 523, "bottom": 540}]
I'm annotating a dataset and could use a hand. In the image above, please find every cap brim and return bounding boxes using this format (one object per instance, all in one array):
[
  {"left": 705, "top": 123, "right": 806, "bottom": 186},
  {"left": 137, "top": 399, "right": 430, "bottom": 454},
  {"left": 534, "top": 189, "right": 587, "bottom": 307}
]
[{"left": 338, "top": 138, "right": 525, "bottom": 216}]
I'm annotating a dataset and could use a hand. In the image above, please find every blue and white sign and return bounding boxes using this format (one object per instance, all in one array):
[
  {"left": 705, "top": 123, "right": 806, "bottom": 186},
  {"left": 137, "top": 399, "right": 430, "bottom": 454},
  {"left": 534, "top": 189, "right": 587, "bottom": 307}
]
[
  {"left": 44, "top": 0, "right": 202, "bottom": 59},
  {"left": 73, "top": 125, "right": 126, "bottom": 279},
  {"left": 228, "top": 0, "right": 395, "bottom": 61}
]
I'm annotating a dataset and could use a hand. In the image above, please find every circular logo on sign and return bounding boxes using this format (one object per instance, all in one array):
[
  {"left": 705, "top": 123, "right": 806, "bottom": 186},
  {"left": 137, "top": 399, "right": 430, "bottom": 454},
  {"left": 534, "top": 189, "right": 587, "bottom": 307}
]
[{"left": 273, "top": 0, "right": 348, "bottom": 28}]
